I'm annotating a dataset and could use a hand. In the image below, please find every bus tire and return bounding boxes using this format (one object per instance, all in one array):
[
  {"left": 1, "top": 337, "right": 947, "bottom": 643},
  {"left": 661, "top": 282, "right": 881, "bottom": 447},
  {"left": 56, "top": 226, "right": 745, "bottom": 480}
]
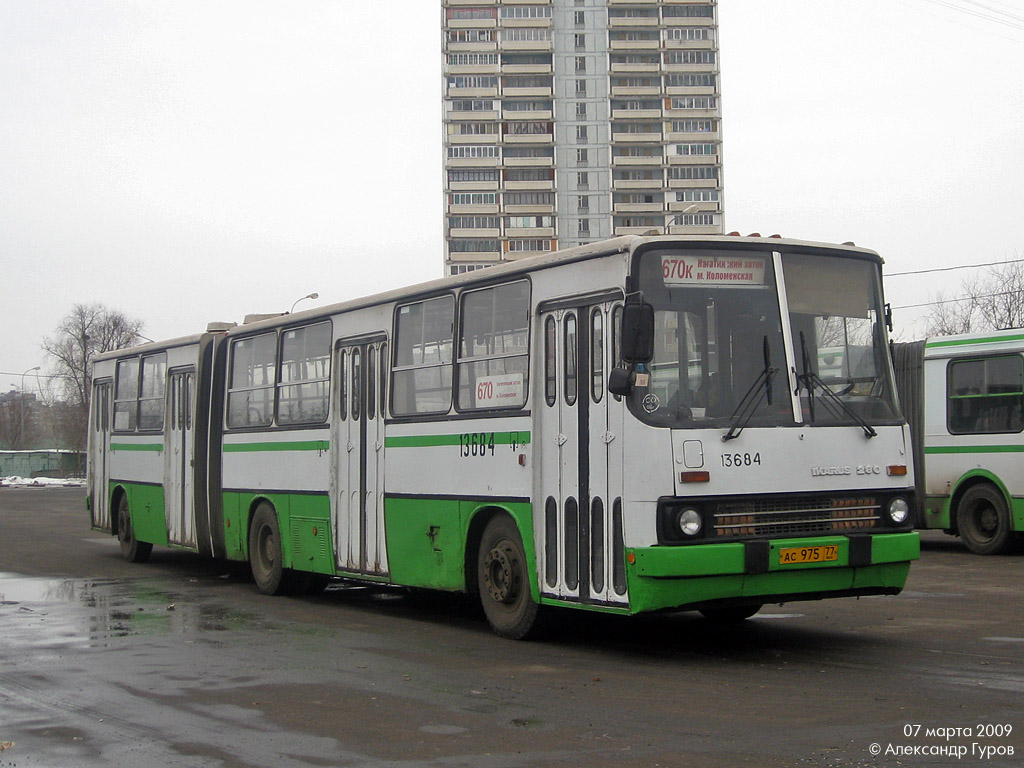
[
  {"left": 956, "top": 484, "right": 1013, "bottom": 555},
  {"left": 117, "top": 494, "right": 152, "bottom": 563},
  {"left": 478, "top": 515, "right": 541, "bottom": 640},
  {"left": 249, "top": 502, "right": 292, "bottom": 595},
  {"left": 699, "top": 604, "right": 761, "bottom": 623}
]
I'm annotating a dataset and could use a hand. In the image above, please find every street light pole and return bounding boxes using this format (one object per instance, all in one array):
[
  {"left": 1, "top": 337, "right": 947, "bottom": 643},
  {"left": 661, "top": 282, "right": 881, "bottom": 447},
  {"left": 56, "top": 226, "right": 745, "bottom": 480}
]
[{"left": 290, "top": 292, "right": 319, "bottom": 314}]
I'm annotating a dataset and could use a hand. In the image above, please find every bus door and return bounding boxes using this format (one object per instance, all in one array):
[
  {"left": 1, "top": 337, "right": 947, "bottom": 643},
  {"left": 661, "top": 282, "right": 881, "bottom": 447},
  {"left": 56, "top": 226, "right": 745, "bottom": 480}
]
[
  {"left": 89, "top": 380, "right": 113, "bottom": 531},
  {"left": 165, "top": 369, "right": 196, "bottom": 547},
  {"left": 539, "top": 299, "right": 628, "bottom": 606},
  {"left": 333, "top": 336, "right": 389, "bottom": 576}
]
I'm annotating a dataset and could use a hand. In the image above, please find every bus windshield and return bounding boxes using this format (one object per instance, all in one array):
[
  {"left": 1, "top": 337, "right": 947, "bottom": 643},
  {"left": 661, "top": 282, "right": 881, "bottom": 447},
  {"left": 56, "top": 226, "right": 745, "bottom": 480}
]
[{"left": 630, "top": 247, "right": 899, "bottom": 429}]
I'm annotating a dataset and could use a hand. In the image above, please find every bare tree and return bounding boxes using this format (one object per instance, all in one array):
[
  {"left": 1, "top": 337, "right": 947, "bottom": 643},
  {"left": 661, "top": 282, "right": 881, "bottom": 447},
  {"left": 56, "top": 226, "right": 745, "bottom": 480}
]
[
  {"left": 41, "top": 303, "right": 144, "bottom": 449},
  {"left": 924, "top": 258, "right": 1024, "bottom": 336}
]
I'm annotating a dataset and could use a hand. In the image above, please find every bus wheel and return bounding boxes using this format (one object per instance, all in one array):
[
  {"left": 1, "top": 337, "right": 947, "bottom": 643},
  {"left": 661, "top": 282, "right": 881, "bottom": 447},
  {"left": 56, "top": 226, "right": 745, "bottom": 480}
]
[
  {"left": 249, "top": 503, "right": 291, "bottom": 595},
  {"left": 478, "top": 515, "right": 541, "bottom": 640},
  {"left": 117, "top": 494, "right": 152, "bottom": 563},
  {"left": 957, "top": 484, "right": 1013, "bottom": 555},
  {"left": 699, "top": 604, "right": 761, "bottom": 623}
]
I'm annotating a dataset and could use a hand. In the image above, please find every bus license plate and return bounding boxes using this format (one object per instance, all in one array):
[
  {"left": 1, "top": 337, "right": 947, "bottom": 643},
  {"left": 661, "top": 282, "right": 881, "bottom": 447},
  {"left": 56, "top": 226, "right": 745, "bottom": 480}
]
[{"left": 779, "top": 545, "right": 839, "bottom": 565}]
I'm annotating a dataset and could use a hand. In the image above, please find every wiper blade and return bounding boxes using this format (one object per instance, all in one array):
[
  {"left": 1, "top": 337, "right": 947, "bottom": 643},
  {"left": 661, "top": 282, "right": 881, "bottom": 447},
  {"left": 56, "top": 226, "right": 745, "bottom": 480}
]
[
  {"left": 797, "top": 331, "right": 877, "bottom": 439},
  {"left": 723, "top": 336, "right": 777, "bottom": 442}
]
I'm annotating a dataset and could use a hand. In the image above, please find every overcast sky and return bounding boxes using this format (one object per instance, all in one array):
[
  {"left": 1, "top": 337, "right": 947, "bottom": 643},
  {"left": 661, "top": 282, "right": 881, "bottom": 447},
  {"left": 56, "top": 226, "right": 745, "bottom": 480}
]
[{"left": 2, "top": 0, "right": 1022, "bottom": 393}]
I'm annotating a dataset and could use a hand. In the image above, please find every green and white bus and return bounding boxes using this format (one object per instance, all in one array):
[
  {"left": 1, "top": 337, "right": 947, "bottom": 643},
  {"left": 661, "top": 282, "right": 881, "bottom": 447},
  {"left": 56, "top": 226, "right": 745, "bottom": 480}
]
[
  {"left": 88, "top": 235, "right": 919, "bottom": 638},
  {"left": 894, "top": 330, "right": 1024, "bottom": 554}
]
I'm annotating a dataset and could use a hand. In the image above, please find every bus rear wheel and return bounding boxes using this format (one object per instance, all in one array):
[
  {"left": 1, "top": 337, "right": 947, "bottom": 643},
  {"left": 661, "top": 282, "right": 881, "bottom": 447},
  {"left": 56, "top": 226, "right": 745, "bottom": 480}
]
[
  {"left": 957, "top": 484, "right": 1013, "bottom": 555},
  {"left": 117, "top": 494, "right": 152, "bottom": 563},
  {"left": 478, "top": 515, "right": 541, "bottom": 640},
  {"left": 249, "top": 503, "right": 294, "bottom": 595}
]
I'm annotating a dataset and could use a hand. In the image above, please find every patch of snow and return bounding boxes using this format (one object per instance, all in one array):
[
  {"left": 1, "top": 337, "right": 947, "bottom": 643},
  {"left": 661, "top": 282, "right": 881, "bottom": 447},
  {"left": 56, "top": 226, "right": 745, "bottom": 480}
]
[{"left": 0, "top": 476, "right": 85, "bottom": 488}]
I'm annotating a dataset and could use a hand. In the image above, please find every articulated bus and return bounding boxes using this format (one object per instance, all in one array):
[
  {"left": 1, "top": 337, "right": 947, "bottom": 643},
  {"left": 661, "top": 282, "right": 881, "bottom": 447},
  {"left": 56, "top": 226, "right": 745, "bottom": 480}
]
[
  {"left": 893, "top": 330, "right": 1024, "bottom": 554},
  {"left": 87, "top": 235, "right": 919, "bottom": 638}
]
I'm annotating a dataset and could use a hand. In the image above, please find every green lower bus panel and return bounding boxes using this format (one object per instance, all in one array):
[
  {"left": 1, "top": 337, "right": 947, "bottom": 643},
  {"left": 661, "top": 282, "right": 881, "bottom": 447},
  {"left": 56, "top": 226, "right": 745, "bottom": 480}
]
[{"left": 113, "top": 482, "right": 168, "bottom": 548}]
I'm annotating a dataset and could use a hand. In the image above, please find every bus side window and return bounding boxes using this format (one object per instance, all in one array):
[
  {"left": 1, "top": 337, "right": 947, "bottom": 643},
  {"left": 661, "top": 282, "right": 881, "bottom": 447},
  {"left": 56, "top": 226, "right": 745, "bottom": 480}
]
[
  {"left": 339, "top": 349, "right": 347, "bottom": 422},
  {"left": 544, "top": 316, "right": 557, "bottom": 407},
  {"left": 565, "top": 313, "right": 578, "bottom": 406},
  {"left": 591, "top": 308, "right": 604, "bottom": 403}
]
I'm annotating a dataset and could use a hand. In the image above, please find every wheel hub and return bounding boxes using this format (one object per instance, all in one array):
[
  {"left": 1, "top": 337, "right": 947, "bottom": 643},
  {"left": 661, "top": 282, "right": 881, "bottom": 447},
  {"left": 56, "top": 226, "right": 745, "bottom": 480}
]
[{"left": 483, "top": 544, "right": 519, "bottom": 604}]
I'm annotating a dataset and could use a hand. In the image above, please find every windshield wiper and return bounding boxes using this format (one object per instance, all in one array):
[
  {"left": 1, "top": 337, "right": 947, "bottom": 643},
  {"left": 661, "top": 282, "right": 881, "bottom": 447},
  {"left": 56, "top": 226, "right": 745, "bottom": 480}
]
[
  {"left": 797, "top": 331, "right": 877, "bottom": 439},
  {"left": 723, "top": 336, "right": 777, "bottom": 442}
]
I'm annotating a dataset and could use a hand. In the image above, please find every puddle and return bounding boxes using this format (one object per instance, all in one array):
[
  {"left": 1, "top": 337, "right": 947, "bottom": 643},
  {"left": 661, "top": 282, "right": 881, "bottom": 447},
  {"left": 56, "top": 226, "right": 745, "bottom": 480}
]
[{"left": 0, "top": 573, "right": 264, "bottom": 648}]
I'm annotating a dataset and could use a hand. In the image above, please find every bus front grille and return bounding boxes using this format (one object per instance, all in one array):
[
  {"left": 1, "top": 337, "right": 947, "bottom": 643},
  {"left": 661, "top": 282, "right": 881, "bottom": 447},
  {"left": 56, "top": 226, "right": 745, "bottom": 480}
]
[{"left": 710, "top": 495, "right": 880, "bottom": 539}]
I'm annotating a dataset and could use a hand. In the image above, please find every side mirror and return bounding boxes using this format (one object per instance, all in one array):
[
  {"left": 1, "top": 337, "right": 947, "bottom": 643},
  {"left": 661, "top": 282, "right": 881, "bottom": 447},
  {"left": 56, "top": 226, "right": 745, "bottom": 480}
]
[
  {"left": 621, "top": 302, "right": 655, "bottom": 363},
  {"left": 608, "top": 367, "right": 634, "bottom": 397}
]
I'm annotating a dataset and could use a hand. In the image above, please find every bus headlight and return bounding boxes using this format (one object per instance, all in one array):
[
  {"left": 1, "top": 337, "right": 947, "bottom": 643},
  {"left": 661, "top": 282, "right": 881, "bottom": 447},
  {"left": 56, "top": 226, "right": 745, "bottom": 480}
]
[
  {"left": 887, "top": 497, "right": 910, "bottom": 525},
  {"left": 677, "top": 508, "right": 703, "bottom": 537}
]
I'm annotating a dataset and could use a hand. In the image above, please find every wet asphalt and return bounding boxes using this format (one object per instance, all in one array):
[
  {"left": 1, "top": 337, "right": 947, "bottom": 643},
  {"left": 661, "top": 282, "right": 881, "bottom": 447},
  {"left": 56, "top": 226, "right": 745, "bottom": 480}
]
[{"left": 1, "top": 486, "right": 1022, "bottom": 768}]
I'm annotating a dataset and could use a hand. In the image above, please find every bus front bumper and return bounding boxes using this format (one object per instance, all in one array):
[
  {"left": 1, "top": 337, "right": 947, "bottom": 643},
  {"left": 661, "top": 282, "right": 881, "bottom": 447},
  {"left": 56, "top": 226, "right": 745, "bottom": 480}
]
[{"left": 625, "top": 531, "right": 920, "bottom": 614}]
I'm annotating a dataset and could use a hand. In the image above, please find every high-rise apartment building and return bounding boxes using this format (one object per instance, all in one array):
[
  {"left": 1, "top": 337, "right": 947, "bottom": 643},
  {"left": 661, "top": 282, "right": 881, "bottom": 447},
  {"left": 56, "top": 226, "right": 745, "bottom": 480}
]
[{"left": 442, "top": 0, "right": 723, "bottom": 275}]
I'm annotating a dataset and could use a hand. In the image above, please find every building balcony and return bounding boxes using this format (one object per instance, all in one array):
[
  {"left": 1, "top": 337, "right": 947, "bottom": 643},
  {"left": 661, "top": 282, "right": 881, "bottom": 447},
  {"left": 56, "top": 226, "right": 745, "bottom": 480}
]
[
  {"left": 504, "top": 180, "right": 554, "bottom": 191},
  {"left": 612, "top": 155, "right": 664, "bottom": 166},
  {"left": 504, "top": 227, "right": 555, "bottom": 238},
  {"left": 447, "top": 156, "right": 501, "bottom": 168},
  {"left": 613, "top": 202, "right": 664, "bottom": 213},
  {"left": 504, "top": 204, "right": 555, "bottom": 215},
  {"left": 668, "top": 224, "right": 721, "bottom": 236},
  {"left": 446, "top": 64, "right": 500, "bottom": 76},
  {"left": 612, "top": 178, "right": 664, "bottom": 190},
  {"left": 501, "top": 64, "right": 553, "bottom": 75},
  {"left": 615, "top": 225, "right": 664, "bottom": 236},
  {"left": 449, "top": 227, "right": 501, "bottom": 239},
  {"left": 448, "top": 204, "right": 500, "bottom": 214},
  {"left": 611, "top": 108, "right": 662, "bottom": 120},
  {"left": 503, "top": 133, "right": 554, "bottom": 144},
  {"left": 501, "top": 109, "right": 552, "bottom": 121},
  {"left": 448, "top": 250, "right": 501, "bottom": 263},
  {"left": 445, "top": 42, "right": 498, "bottom": 53},
  {"left": 609, "top": 62, "right": 661, "bottom": 74},
  {"left": 608, "top": 17, "right": 659, "bottom": 27},
  {"left": 612, "top": 131, "right": 662, "bottom": 143},
  {"left": 666, "top": 129, "right": 721, "bottom": 142},
  {"left": 609, "top": 86, "right": 661, "bottom": 97},
  {"left": 501, "top": 87, "right": 553, "bottom": 98},
  {"left": 668, "top": 154, "right": 719, "bottom": 165},
  {"left": 446, "top": 87, "right": 500, "bottom": 98},
  {"left": 505, "top": 248, "right": 555, "bottom": 261},
  {"left": 609, "top": 40, "right": 660, "bottom": 51},
  {"left": 447, "top": 110, "right": 500, "bottom": 121},
  {"left": 503, "top": 155, "right": 554, "bottom": 167},
  {"left": 499, "top": 18, "right": 552, "bottom": 28},
  {"left": 502, "top": 40, "right": 552, "bottom": 52},
  {"left": 663, "top": 38, "right": 716, "bottom": 49},
  {"left": 448, "top": 181, "right": 500, "bottom": 191},
  {"left": 668, "top": 178, "right": 719, "bottom": 189},
  {"left": 668, "top": 200, "right": 719, "bottom": 212},
  {"left": 448, "top": 133, "right": 501, "bottom": 144},
  {"left": 665, "top": 86, "right": 717, "bottom": 97},
  {"left": 447, "top": 19, "right": 497, "bottom": 30}
]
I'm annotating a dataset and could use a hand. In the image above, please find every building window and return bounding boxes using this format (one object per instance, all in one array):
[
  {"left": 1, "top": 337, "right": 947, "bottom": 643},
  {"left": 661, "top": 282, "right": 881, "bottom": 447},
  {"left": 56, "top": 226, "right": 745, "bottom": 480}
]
[
  {"left": 506, "top": 215, "right": 554, "bottom": 228},
  {"left": 578, "top": 195, "right": 590, "bottom": 210},
  {"left": 676, "top": 189, "right": 720, "bottom": 203},
  {"left": 576, "top": 148, "right": 589, "bottom": 164},
  {"left": 664, "top": 51, "right": 717, "bottom": 66},
  {"left": 449, "top": 239, "right": 500, "bottom": 253},
  {"left": 447, "top": 145, "right": 500, "bottom": 159},
  {"left": 447, "top": 29, "right": 495, "bottom": 44},
  {"left": 447, "top": 75, "right": 499, "bottom": 90},
  {"left": 577, "top": 172, "right": 589, "bottom": 189},
  {"left": 500, "top": 6, "right": 553, "bottom": 19},
  {"left": 574, "top": 33, "right": 586, "bottom": 50},
  {"left": 508, "top": 238, "right": 554, "bottom": 252},
  {"left": 673, "top": 143, "right": 718, "bottom": 157},
  {"left": 576, "top": 124, "right": 588, "bottom": 142},
  {"left": 504, "top": 191, "right": 555, "bottom": 206},
  {"left": 575, "top": 56, "right": 586, "bottom": 73},
  {"left": 664, "top": 28, "right": 714, "bottom": 42},
  {"left": 451, "top": 192, "right": 498, "bottom": 206},
  {"left": 665, "top": 74, "right": 718, "bottom": 89},
  {"left": 669, "top": 165, "right": 719, "bottom": 180},
  {"left": 448, "top": 169, "right": 500, "bottom": 183},
  {"left": 449, "top": 215, "right": 501, "bottom": 229},
  {"left": 447, "top": 53, "right": 499, "bottom": 67},
  {"left": 662, "top": 5, "right": 714, "bottom": 18}
]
